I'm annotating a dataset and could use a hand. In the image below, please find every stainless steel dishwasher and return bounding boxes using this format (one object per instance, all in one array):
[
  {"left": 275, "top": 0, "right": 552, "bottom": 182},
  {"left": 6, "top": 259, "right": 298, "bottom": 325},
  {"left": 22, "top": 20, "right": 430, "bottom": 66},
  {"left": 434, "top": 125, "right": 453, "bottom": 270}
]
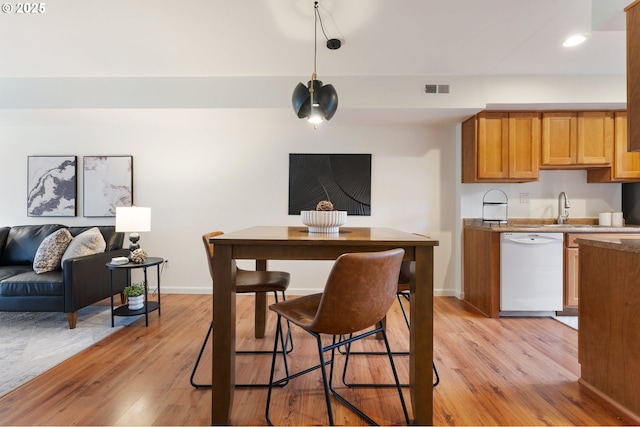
[{"left": 500, "top": 232, "right": 564, "bottom": 315}]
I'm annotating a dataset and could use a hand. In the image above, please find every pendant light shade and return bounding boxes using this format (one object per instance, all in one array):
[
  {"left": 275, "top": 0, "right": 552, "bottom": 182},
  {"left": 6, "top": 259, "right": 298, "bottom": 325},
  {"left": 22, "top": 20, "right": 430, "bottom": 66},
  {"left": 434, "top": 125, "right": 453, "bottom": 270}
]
[
  {"left": 292, "top": 80, "right": 338, "bottom": 121},
  {"left": 292, "top": 1, "right": 339, "bottom": 125}
]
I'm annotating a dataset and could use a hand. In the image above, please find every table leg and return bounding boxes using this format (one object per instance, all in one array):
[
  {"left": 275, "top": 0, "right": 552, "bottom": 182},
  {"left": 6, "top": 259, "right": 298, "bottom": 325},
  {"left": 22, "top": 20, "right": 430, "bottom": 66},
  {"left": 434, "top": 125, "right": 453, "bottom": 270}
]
[
  {"left": 254, "top": 260, "right": 268, "bottom": 338},
  {"left": 411, "top": 245, "right": 434, "bottom": 425},
  {"left": 212, "top": 244, "right": 236, "bottom": 425}
]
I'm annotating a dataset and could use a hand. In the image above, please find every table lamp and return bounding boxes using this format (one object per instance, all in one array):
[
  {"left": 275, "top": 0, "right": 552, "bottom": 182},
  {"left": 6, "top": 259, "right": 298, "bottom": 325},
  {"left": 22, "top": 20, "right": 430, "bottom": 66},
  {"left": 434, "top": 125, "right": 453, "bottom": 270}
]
[{"left": 115, "top": 206, "right": 151, "bottom": 252}]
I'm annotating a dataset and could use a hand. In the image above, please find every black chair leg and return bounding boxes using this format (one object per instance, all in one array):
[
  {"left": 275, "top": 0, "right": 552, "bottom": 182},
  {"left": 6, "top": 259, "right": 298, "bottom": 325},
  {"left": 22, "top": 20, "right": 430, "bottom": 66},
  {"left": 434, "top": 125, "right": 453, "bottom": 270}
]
[
  {"left": 190, "top": 291, "right": 291, "bottom": 389},
  {"left": 190, "top": 320, "right": 213, "bottom": 389},
  {"left": 341, "top": 291, "right": 440, "bottom": 388}
]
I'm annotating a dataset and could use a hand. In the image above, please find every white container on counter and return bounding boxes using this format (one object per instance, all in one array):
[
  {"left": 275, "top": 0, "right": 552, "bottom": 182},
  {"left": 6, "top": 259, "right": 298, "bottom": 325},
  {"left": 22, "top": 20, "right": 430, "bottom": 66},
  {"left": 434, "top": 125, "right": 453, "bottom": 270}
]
[
  {"left": 599, "top": 212, "right": 612, "bottom": 226},
  {"left": 612, "top": 211, "right": 623, "bottom": 227}
]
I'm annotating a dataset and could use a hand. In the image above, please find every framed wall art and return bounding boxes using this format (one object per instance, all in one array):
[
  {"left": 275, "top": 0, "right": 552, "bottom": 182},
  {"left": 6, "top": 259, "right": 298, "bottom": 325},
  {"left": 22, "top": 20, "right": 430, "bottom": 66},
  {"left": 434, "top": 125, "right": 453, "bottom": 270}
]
[
  {"left": 27, "top": 155, "right": 77, "bottom": 217},
  {"left": 288, "top": 153, "right": 371, "bottom": 215},
  {"left": 83, "top": 155, "right": 133, "bottom": 217}
]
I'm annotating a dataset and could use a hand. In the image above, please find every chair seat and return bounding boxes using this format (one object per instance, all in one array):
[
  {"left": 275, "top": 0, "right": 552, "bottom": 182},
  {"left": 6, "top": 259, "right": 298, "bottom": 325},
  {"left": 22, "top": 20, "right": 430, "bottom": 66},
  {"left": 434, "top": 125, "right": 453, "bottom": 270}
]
[
  {"left": 236, "top": 269, "right": 290, "bottom": 293},
  {"left": 268, "top": 293, "right": 322, "bottom": 329}
]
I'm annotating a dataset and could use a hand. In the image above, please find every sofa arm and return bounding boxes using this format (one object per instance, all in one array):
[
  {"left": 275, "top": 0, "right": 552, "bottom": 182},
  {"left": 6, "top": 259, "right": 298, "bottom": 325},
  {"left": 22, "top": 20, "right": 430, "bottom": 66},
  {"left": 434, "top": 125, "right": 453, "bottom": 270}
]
[{"left": 62, "top": 249, "right": 130, "bottom": 313}]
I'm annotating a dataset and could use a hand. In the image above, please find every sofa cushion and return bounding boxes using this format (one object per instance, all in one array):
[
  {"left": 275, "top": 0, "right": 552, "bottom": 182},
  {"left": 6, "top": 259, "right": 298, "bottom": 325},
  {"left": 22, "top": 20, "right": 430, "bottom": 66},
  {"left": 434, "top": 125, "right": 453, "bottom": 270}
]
[
  {"left": 61, "top": 227, "right": 106, "bottom": 265},
  {"left": 68, "top": 226, "right": 123, "bottom": 252},
  {"left": 0, "top": 265, "right": 33, "bottom": 281},
  {"left": 33, "top": 228, "right": 73, "bottom": 274},
  {"left": 0, "top": 224, "right": 66, "bottom": 266},
  {"left": 0, "top": 270, "right": 64, "bottom": 296}
]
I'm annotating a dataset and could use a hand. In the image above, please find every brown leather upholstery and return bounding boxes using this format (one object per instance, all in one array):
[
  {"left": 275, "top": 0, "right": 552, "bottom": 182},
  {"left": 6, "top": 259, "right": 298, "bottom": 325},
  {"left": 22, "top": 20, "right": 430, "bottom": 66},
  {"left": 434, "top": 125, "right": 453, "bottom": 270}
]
[
  {"left": 266, "top": 248, "right": 409, "bottom": 425},
  {"left": 202, "top": 232, "right": 290, "bottom": 293},
  {"left": 269, "top": 249, "right": 404, "bottom": 336}
]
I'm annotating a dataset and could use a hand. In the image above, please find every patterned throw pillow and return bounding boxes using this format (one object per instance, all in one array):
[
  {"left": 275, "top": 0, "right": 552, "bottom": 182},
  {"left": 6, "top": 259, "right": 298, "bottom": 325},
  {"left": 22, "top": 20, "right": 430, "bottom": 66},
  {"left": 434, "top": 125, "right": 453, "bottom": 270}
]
[
  {"left": 33, "top": 228, "right": 73, "bottom": 274},
  {"left": 61, "top": 227, "right": 106, "bottom": 267}
]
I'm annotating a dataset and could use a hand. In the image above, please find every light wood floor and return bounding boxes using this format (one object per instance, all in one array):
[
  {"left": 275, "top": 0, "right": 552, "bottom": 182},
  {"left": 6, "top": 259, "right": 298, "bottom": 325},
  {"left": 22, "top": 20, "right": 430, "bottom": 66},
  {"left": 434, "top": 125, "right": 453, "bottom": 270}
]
[{"left": 0, "top": 294, "right": 629, "bottom": 426}]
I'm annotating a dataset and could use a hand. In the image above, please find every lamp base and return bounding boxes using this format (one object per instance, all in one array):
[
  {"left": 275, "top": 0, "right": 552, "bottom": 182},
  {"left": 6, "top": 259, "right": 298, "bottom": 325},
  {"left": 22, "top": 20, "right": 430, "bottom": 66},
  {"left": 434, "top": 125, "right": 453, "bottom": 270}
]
[{"left": 128, "top": 232, "right": 140, "bottom": 252}]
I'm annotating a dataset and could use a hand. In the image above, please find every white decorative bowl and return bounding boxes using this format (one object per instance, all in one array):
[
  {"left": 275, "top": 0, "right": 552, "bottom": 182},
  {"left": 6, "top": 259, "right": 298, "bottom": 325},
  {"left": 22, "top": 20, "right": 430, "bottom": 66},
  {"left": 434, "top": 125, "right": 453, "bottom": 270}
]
[{"left": 301, "top": 210, "right": 347, "bottom": 233}]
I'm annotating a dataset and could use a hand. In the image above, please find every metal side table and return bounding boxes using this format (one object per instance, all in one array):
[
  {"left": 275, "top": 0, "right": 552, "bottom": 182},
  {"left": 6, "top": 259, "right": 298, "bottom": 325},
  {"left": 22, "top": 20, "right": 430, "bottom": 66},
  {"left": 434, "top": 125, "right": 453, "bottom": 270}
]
[{"left": 106, "top": 256, "right": 163, "bottom": 327}]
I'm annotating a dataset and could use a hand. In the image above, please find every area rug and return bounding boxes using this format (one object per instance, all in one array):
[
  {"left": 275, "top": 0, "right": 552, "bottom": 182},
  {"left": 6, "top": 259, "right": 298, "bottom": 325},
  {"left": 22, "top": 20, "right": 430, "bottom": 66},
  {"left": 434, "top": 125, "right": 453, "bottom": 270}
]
[
  {"left": 0, "top": 304, "right": 139, "bottom": 398},
  {"left": 552, "top": 315, "right": 578, "bottom": 330}
]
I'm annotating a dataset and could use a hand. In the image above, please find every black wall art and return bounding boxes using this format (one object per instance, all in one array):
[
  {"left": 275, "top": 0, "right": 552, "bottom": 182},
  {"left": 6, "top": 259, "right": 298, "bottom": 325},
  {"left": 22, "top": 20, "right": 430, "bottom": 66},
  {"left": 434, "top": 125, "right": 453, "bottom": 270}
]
[{"left": 288, "top": 153, "right": 371, "bottom": 215}]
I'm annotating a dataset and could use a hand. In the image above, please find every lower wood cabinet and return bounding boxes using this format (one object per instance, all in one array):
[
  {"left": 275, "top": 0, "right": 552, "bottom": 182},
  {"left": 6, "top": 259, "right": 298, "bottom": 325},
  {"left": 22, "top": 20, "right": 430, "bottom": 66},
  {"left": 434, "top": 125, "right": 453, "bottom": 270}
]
[{"left": 564, "top": 233, "right": 640, "bottom": 310}]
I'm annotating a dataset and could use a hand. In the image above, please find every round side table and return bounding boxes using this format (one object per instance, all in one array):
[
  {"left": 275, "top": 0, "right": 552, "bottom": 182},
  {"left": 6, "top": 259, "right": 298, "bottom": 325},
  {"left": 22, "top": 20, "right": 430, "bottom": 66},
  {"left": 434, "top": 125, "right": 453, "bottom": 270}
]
[{"left": 106, "top": 256, "right": 163, "bottom": 327}]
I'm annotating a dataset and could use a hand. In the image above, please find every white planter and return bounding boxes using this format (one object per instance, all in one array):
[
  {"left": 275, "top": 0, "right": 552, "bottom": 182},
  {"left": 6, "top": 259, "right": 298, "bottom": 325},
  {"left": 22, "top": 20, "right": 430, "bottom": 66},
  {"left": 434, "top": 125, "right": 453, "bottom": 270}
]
[
  {"left": 128, "top": 294, "right": 144, "bottom": 310},
  {"left": 301, "top": 210, "right": 347, "bottom": 233}
]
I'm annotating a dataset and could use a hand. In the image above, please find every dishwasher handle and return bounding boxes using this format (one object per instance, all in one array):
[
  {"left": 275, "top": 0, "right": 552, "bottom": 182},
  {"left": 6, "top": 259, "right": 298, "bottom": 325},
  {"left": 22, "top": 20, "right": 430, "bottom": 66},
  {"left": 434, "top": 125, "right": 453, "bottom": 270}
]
[{"left": 502, "top": 234, "right": 563, "bottom": 245}]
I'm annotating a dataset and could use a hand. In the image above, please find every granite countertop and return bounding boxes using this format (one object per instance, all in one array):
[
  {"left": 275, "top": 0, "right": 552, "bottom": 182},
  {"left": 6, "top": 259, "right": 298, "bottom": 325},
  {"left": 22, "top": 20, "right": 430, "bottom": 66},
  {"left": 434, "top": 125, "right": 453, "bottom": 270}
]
[
  {"left": 575, "top": 236, "right": 640, "bottom": 253},
  {"left": 464, "top": 218, "right": 640, "bottom": 233}
]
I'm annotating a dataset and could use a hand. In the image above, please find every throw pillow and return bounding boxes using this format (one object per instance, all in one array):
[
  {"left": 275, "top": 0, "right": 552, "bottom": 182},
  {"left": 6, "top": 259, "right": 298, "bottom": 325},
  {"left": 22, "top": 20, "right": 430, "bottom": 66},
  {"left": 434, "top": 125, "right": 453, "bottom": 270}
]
[
  {"left": 33, "top": 228, "right": 73, "bottom": 274},
  {"left": 61, "top": 227, "right": 106, "bottom": 267}
]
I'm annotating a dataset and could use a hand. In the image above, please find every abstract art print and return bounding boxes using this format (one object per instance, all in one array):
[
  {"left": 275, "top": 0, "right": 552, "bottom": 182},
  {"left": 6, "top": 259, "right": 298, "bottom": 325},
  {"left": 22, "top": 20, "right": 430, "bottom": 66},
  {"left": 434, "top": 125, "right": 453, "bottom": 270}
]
[
  {"left": 27, "top": 156, "right": 77, "bottom": 217},
  {"left": 83, "top": 156, "right": 133, "bottom": 217},
  {"left": 289, "top": 153, "right": 371, "bottom": 215}
]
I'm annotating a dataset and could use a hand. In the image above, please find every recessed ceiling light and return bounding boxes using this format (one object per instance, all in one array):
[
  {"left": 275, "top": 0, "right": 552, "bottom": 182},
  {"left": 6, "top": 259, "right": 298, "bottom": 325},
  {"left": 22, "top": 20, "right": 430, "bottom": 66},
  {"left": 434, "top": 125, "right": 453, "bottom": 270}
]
[{"left": 562, "top": 33, "right": 591, "bottom": 47}]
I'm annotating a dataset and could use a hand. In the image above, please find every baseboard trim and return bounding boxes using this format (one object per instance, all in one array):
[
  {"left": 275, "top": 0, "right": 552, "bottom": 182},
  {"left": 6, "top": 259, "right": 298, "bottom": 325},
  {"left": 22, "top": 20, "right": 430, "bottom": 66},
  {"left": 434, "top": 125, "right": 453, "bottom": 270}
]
[{"left": 578, "top": 378, "right": 640, "bottom": 425}]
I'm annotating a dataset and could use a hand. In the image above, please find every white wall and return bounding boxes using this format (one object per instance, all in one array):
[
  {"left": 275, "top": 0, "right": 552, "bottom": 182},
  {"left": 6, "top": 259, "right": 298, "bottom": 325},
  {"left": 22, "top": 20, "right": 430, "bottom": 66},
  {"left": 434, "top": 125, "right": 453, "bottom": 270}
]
[
  {"left": 0, "top": 74, "right": 628, "bottom": 298},
  {"left": 0, "top": 109, "right": 458, "bottom": 296}
]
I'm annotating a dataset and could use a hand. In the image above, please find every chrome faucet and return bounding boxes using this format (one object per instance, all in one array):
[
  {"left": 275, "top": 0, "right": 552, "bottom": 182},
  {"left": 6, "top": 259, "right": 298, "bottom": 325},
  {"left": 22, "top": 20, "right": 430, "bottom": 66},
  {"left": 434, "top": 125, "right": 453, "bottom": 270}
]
[{"left": 557, "top": 192, "right": 571, "bottom": 224}]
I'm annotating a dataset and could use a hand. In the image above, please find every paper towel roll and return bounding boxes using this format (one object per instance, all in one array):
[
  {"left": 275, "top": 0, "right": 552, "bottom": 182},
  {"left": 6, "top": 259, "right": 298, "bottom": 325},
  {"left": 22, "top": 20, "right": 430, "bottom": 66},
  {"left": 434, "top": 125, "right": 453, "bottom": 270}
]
[
  {"left": 612, "top": 211, "right": 623, "bottom": 227},
  {"left": 599, "top": 212, "right": 612, "bottom": 226}
]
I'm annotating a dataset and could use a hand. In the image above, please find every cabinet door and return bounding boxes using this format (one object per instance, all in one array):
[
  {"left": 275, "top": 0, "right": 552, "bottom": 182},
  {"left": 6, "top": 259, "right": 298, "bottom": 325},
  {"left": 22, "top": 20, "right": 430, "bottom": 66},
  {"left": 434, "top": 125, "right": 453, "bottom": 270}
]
[
  {"left": 508, "top": 113, "right": 540, "bottom": 180},
  {"left": 564, "top": 247, "right": 579, "bottom": 308},
  {"left": 577, "top": 111, "right": 613, "bottom": 164},
  {"left": 587, "top": 111, "right": 640, "bottom": 182},
  {"left": 477, "top": 112, "right": 509, "bottom": 179},
  {"left": 628, "top": 2, "right": 640, "bottom": 152},
  {"left": 614, "top": 112, "right": 640, "bottom": 179},
  {"left": 541, "top": 112, "right": 576, "bottom": 166}
]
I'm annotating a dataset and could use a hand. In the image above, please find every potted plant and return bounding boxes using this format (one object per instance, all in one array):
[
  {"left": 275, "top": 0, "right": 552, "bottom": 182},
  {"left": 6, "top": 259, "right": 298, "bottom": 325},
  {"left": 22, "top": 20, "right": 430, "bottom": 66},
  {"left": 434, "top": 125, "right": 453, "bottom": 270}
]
[
  {"left": 301, "top": 200, "right": 347, "bottom": 233},
  {"left": 123, "top": 282, "right": 145, "bottom": 310}
]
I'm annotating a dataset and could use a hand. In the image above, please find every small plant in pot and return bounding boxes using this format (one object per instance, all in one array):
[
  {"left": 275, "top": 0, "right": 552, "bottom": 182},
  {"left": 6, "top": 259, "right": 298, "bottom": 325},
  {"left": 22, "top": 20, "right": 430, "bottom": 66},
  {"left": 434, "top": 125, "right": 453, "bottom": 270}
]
[{"left": 123, "top": 282, "right": 145, "bottom": 310}]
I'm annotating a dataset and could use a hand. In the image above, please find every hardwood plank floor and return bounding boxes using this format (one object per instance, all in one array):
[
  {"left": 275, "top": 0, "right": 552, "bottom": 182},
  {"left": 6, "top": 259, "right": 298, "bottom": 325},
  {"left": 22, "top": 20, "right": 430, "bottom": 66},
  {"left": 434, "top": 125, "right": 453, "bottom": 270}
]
[{"left": 0, "top": 295, "right": 630, "bottom": 426}]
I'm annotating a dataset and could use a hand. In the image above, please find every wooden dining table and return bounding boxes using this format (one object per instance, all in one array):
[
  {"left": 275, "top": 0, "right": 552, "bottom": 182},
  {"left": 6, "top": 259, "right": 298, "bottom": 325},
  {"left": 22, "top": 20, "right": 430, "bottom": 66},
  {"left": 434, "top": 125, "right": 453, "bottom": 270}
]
[{"left": 209, "top": 226, "right": 438, "bottom": 425}]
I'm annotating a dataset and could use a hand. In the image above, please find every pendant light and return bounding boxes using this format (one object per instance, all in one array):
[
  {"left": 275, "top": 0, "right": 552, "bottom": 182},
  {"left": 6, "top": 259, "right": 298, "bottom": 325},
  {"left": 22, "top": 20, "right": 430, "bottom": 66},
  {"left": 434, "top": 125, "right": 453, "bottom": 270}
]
[{"left": 292, "top": 1, "right": 339, "bottom": 126}]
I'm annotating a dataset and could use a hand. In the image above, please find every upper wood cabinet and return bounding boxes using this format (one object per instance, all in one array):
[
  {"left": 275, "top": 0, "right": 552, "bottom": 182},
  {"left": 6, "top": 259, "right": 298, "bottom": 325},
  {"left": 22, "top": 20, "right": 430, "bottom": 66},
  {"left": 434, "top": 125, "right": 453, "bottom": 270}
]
[
  {"left": 541, "top": 112, "right": 613, "bottom": 168},
  {"left": 462, "top": 112, "right": 539, "bottom": 183},
  {"left": 587, "top": 112, "right": 640, "bottom": 182},
  {"left": 627, "top": 1, "right": 640, "bottom": 152}
]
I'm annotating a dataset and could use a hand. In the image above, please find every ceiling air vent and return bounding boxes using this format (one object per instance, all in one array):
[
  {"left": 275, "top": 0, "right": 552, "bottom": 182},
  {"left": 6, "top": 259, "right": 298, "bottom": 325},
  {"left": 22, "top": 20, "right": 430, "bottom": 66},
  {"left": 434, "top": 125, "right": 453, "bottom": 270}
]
[{"left": 424, "top": 84, "right": 450, "bottom": 94}]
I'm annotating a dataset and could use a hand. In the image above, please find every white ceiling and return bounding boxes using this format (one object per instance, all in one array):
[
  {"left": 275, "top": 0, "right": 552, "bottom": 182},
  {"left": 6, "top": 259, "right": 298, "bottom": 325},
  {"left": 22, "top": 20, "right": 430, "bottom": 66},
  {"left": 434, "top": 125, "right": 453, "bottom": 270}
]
[{"left": 0, "top": 0, "right": 630, "bottom": 125}]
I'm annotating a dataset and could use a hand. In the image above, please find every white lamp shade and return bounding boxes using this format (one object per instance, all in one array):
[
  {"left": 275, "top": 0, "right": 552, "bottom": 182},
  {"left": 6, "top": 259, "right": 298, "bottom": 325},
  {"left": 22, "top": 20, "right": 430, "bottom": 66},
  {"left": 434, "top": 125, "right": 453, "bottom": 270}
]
[{"left": 115, "top": 206, "right": 151, "bottom": 232}]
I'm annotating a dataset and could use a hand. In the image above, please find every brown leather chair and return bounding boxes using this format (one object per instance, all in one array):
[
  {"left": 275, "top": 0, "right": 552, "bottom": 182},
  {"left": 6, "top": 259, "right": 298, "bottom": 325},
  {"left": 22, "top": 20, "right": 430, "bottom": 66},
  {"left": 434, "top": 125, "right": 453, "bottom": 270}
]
[
  {"left": 342, "top": 233, "right": 440, "bottom": 387},
  {"left": 341, "top": 258, "right": 440, "bottom": 388},
  {"left": 190, "top": 231, "right": 292, "bottom": 389},
  {"left": 265, "top": 249, "right": 410, "bottom": 426}
]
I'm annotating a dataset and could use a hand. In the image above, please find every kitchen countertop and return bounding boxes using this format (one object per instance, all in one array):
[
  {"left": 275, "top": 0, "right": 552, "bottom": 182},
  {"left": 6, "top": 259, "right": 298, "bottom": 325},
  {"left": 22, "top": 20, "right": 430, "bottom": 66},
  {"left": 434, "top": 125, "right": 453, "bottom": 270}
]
[
  {"left": 575, "top": 236, "right": 640, "bottom": 253},
  {"left": 464, "top": 218, "right": 640, "bottom": 233}
]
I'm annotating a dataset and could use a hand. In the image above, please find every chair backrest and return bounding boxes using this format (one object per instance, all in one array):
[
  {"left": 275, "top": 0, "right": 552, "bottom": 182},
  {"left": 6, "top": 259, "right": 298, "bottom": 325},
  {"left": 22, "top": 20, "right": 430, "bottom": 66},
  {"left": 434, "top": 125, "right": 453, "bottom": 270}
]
[
  {"left": 308, "top": 248, "right": 405, "bottom": 335},
  {"left": 202, "top": 231, "right": 224, "bottom": 281}
]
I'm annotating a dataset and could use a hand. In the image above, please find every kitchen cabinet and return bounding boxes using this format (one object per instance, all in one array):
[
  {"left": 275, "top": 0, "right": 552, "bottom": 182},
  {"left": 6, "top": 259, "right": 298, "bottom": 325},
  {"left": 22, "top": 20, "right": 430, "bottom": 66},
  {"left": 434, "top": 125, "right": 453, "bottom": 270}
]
[
  {"left": 463, "top": 219, "right": 640, "bottom": 318},
  {"left": 462, "top": 112, "right": 539, "bottom": 183},
  {"left": 564, "top": 232, "right": 640, "bottom": 310},
  {"left": 587, "top": 112, "right": 640, "bottom": 182},
  {"left": 564, "top": 234, "right": 583, "bottom": 310},
  {"left": 627, "top": 1, "right": 640, "bottom": 152},
  {"left": 541, "top": 112, "right": 613, "bottom": 168},
  {"left": 579, "top": 238, "right": 640, "bottom": 421}
]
